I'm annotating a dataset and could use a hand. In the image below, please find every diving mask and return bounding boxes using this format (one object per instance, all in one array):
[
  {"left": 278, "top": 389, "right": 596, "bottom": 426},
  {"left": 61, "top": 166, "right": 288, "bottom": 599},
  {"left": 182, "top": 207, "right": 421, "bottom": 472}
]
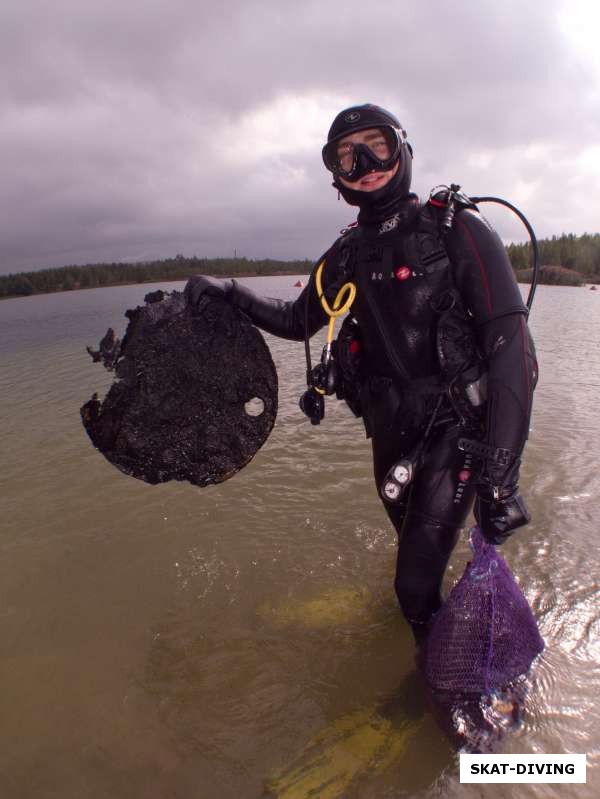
[{"left": 322, "top": 126, "right": 401, "bottom": 181}]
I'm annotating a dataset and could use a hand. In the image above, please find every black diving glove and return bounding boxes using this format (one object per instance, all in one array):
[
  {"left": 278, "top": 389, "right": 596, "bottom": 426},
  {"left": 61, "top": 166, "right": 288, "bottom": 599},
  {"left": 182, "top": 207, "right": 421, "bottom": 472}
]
[
  {"left": 185, "top": 275, "right": 306, "bottom": 339},
  {"left": 474, "top": 485, "right": 531, "bottom": 546},
  {"left": 184, "top": 275, "right": 234, "bottom": 310}
]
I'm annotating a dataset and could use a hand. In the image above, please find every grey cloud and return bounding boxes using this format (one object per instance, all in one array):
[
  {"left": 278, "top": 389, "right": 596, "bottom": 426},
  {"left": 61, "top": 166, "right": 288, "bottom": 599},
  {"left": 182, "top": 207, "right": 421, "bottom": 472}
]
[{"left": 1, "top": 0, "right": 598, "bottom": 273}]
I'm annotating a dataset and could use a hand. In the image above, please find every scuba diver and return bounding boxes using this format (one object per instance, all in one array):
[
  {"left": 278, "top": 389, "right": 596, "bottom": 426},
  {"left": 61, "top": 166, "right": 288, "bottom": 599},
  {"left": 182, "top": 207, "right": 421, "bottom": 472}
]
[{"left": 185, "top": 103, "right": 537, "bottom": 645}]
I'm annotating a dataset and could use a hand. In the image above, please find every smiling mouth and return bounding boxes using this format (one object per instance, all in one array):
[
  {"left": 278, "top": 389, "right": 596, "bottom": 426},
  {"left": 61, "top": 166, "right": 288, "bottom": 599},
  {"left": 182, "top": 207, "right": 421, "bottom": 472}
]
[{"left": 359, "top": 172, "right": 385, "bottom": 187}]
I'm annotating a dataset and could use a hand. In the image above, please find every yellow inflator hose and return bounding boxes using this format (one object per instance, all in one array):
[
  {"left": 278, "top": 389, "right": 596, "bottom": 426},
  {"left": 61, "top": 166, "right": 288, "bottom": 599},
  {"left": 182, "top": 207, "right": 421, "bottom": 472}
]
[{"left": 312, "top": 260, "right": 356, "bottom": 394}]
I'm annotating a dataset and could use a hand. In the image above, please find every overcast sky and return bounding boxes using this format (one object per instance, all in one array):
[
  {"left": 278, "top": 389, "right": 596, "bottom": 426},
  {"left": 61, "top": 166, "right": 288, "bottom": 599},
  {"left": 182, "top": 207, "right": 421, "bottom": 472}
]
[{"left": 2, "top": 0, "right": 599, "bottom": 274}]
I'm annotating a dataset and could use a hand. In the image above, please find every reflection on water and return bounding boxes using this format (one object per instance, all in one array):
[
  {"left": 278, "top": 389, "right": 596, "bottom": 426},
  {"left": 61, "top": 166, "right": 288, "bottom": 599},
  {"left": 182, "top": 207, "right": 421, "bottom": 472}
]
[{"left": 0, "top": 281, "right": 599, "bottom": 798}]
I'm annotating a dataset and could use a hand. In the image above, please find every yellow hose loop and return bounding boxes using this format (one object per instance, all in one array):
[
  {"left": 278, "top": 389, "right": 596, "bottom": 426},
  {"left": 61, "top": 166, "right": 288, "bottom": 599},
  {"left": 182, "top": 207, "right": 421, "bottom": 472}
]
[{"left": 315, "top": 260, "right": 356, "bottom": 345}]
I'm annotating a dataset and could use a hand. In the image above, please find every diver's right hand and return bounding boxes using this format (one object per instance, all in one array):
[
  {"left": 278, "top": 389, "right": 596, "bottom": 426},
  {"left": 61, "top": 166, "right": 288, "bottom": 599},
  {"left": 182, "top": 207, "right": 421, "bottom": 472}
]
[
  {"left": 474, "top": 487, "right": 531, "bottom": 546},
  {"left": 184, "top": 275, "right": 234, "bottom": 310}
]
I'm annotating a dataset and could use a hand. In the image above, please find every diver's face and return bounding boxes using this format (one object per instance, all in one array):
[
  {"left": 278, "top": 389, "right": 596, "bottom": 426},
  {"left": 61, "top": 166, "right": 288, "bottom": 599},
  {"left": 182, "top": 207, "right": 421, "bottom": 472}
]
[{"left": 336, "top": 128, "right": 399, "bottom": 192}]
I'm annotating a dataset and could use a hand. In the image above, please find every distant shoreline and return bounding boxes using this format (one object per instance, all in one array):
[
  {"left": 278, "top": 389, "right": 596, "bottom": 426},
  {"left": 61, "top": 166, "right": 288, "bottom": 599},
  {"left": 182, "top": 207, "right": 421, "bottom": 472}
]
[
  {"left": 2, "top": 257, "right": 597, "bottom": 301},
  {"left": 3, "top": 229, "right": 599, "bottom": 300},
  {"left": 3, "top": 272, "right": 597, "bottom": 302},
  {"left": 0, "top": 270, "right": 310, "bottom": 301},
  {"left": 0, "top": 257, "right": 312, "bottom": 301}
]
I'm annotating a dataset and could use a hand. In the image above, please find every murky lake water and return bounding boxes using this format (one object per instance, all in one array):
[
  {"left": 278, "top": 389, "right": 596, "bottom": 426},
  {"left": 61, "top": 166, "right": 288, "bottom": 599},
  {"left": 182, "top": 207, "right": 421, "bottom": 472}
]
[{"left": 1, "top": 278, "right": 599, "bottom": 798}]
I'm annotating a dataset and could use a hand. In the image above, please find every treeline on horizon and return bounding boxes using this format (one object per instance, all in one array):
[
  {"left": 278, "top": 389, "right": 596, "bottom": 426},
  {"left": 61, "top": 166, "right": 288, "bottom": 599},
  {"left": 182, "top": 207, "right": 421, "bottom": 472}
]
[
  {"left": 0, "top": 255, "right": 313, "bottom": 299},
  {"left": 508, "top": 232, "right": 600, "bottom": 286},
  {"left": 2, "top": 232, "right": 600, "bottom": 299}
]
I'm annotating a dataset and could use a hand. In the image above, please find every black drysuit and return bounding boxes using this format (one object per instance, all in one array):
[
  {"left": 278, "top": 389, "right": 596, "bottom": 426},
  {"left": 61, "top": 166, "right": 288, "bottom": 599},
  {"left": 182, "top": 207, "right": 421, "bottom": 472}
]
[{"left": 224, "top": 195, "right": 537, "bottom": 637}]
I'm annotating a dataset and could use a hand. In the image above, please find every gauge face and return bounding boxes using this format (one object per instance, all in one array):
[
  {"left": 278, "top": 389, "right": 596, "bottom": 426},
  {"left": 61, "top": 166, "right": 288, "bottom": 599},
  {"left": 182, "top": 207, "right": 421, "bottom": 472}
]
[
  {"left": 81, "top": 291, "right": 278, "bottom": 486},
  {"left": 383, "top": 481, "right": 401, "bottom": 501},
  {"left": 393, "top": 463, "right": 411, "bottom": 485}
]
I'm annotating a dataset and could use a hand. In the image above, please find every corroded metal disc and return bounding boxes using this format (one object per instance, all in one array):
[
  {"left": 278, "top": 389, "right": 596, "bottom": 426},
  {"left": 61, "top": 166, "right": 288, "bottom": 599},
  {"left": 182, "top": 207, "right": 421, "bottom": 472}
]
[{"left": 81, "top": 290, "right": 278, "bottom": 485}]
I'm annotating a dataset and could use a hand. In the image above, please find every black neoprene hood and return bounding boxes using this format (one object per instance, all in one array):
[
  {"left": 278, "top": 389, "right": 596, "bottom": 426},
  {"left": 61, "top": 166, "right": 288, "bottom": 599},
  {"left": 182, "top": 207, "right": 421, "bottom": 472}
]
[
  {"left": 326, "top": 104, "right": 406, "bottom": 145},
  {"left": 325, "top": 103, "right": 414, "bottom": 216}
]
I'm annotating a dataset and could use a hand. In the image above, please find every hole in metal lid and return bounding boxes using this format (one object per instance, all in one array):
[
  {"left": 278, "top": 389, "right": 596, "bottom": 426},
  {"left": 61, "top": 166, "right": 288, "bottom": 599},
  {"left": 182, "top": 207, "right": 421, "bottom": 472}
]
[{"left": 244, "top": 397, "right": 264, "bottom": 417}]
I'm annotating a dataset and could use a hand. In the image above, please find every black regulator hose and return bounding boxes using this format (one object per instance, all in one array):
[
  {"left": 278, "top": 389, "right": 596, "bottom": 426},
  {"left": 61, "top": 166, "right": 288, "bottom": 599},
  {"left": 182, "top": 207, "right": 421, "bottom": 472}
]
[{"left": 469, "top": 195, "right": 540, "bottom": 312}]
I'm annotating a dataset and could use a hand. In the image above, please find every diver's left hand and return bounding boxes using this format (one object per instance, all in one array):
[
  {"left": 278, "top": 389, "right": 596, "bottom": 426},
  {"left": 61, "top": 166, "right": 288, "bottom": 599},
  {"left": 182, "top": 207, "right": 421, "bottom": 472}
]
[{"left": 474, "top": 487, "right": 531, "bottom": 546}]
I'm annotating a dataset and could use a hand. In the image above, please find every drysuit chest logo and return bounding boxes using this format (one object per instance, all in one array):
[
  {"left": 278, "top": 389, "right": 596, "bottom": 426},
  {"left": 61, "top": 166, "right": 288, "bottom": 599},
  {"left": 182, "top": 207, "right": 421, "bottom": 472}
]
[{"left": 370, "top": 265, "right": 413, "bottom": 282}]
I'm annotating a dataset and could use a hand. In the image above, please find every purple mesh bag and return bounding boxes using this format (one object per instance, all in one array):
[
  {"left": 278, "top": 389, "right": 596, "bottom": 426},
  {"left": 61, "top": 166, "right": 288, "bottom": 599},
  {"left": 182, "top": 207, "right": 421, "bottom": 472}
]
[{"left": 423, "top": 526, "right": 544, "bottom": 696}]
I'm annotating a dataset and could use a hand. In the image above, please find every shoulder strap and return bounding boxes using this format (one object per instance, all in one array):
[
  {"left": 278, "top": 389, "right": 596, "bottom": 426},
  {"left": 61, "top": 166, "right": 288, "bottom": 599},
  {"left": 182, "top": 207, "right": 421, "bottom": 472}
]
[
  {"left": 335, "top": 224, "right": 361, "bottom": 281},
  {"left": 416, "top": 200, "right": 471, "bottom": 315},
  {"left": 416, "top": 202, "right": 452, "bottom": 275}
]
